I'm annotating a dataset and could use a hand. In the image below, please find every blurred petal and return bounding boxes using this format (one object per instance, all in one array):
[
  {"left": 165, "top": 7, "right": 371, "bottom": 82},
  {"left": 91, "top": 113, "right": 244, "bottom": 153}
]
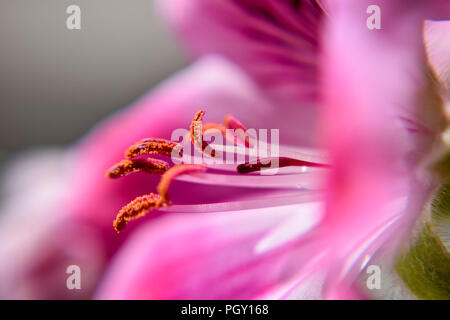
[
  {"left": 0, "top": 150, "right": 105, "bottom": 298},
  {"left": 319, "top": 0, "right": 444, "bottom": 292},
  {"left": 157, "top": 0, "right": 324, "bottom": 105},
  {"left": 96, "top": 202, "right": 322, "bottom": 299}
]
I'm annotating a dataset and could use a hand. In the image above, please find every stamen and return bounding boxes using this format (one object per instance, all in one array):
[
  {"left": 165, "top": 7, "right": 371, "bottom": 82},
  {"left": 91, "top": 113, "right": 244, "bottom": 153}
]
[
  {"left": 106, "top": 158, "right": 169, "bottom": 178},
  {"left": 190, "top": 110, "right": 205, "bottom": 147},
  {"left": 125, "top": 138, "right": 180, "bottom": 158},
  {"left": 157, "top": 164, "right": 206, "bottom": 203},
  {"left": 223, "top": 114, "right": 254, "bottom": 147},
  {"left": 109, "top": 109, "right": 330, "bottom": 234},
  {"left": 113, "top": 193, "right": 162, "bottom": 233},
  {"left": 237, "top": 157, "right": 329, "bottom": 174},
  {"left": 112, "top": 164, "right": 206, "bottom": 232},
  {"left": 223, "top": 114, "right": 247, "bottom": 132},
  {"left": 187, "top": 111, "right": 220, "bottom": 157}
]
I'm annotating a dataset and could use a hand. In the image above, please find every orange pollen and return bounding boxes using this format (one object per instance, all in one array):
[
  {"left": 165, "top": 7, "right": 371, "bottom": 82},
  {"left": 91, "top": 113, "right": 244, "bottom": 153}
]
[
  {"left": 106, "top": 158, "right": 169, "bottom": 178},
  {"left": 125, "top": 138, "right": 180, "bottom": 159},
  {"left": 157, "top": 164, "right": 206, "bottom": 203},
  {"left": 190, "top": 110, "right": 205, "bottom": 146},
  {"left": 113, "top": 193, "right": 162, "bottom": 233}
]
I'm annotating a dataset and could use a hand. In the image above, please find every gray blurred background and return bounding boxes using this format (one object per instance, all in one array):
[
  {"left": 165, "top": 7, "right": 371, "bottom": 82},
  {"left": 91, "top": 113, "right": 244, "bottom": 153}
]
[{"left": 0, "top": 0, "right": 187, "bottom": 167}]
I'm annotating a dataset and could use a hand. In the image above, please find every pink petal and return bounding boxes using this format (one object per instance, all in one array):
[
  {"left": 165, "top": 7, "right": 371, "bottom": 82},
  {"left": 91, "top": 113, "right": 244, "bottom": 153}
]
[
  {"left": 0, "top": 150, "right": 105, "bottom": 299},
  {"left": 95, "top": 202, "right": 322, "bottom": 299},
  {"left": 157, "top": 0, "right": 324, "bottom": 105},
  {"left": 319, "top": 0, "right": 443, "bottom": 291}
]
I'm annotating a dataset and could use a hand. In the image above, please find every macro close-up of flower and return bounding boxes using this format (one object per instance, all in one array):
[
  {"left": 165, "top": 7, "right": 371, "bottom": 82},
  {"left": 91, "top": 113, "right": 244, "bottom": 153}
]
[{"left": 0, "top": 0, "right": 449, "bottom": 302}]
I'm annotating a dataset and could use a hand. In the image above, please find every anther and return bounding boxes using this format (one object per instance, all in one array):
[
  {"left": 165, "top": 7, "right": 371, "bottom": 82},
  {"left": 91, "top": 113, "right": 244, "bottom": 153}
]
[
  {"left": 188, "top": 110, "right": 219, "bottom": 157},
  {"left": 190, "top": 110, "right": 205, "bottom": 147},
  {"left": 106, "top": 158, "right": 169, "bottom": 178},
  {"left": 113, "top": 193, "right": 162, "bottom": 233},
  {"left": 125, "top": 138, "right": 181, "bottom": 159}
]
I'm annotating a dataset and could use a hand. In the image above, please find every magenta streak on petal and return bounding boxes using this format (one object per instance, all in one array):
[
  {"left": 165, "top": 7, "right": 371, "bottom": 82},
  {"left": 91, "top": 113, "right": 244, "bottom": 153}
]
[
  {"left": 264, "top": 0, "right": 323, "bottom": 39},
  {"left": 224, "top": 0, "right": 319, "bottom": 49},
  {"left": 396, "top": 115, "right": 435, "bottom": 136},
  {"left": 236, "top": 0, "right": 321, "bottom": 38},
  {"left": 157, "top": 0, "right": 323, "bottom": 105}
]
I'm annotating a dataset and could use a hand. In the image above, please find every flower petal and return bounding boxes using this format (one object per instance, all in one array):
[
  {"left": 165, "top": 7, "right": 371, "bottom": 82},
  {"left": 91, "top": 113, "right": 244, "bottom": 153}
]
[
  {"left": 319, "top": 0, "right": 442, "bottom": 293},
  {"left": 157, "top": 0, "right": 324, "bottom": 105},
  {"left": 95, "top": 202, "right": 322, "bottom": 299},
  {"left": 0, "top": 150, "right": 105, "bottom": 299}
]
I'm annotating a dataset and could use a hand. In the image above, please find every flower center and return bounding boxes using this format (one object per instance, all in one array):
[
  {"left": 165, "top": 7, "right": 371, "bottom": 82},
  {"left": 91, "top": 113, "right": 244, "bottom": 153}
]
[{"left": 106, "top": 110, "right": 326, "bottom": 233}]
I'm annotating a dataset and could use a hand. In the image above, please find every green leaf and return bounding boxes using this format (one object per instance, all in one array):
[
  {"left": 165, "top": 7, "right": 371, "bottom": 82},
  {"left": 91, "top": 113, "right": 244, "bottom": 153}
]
[
  {"left": 431, "top": 183, "right": 450, "bottom": 251},
  {"left": 396, "top": 184, "right": 450, "bottom": 300}
]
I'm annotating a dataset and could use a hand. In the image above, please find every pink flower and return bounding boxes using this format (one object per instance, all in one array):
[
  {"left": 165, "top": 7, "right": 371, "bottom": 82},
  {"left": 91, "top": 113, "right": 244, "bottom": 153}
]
[
  {"left": 1, "top": 0, "right": 448, "bottom": 299},
  {"left": 0, "top": 55, "right": 323, "bottom": 299},
  {"left": 94, "top": 0, "right": 449, "bottom": 299}
]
